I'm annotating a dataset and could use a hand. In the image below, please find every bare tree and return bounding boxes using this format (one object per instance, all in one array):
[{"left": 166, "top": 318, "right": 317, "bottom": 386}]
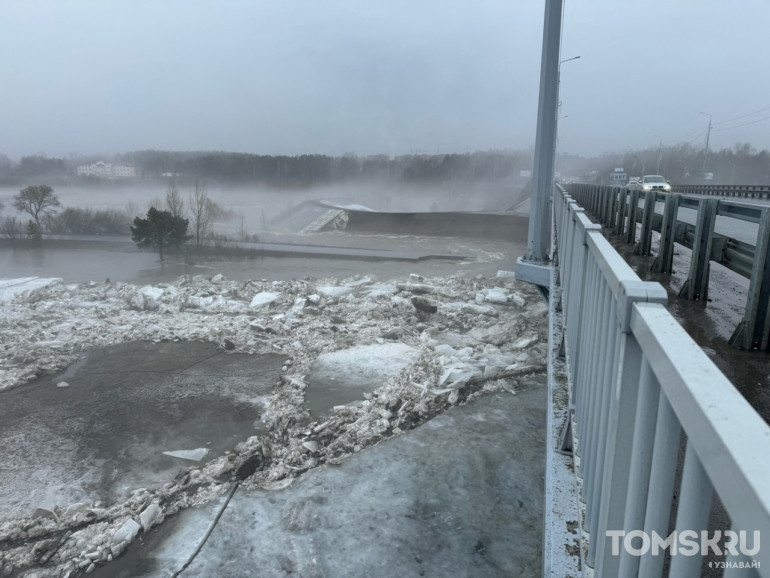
[
  {"left": 13, "top": 185, "right": 61, "bottom": 238},
  {"left": 1, "top": 216, "right": 24, "bottom": 240},
  {"left": 124, "top": 200, "right": 141, "bottom": 220},
  {"left": 146, "top": 197, "right": 163, "bottom": 211},
  {"left": 165, "top": 182, "right": 185, "bottom": 218},
  {"left": 188, "top": 180, "right": 213, "bottom": 247}
]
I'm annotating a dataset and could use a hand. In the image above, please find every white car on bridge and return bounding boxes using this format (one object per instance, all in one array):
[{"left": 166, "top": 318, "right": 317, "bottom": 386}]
[{"left": 639, "top": 174, "right": 671, "bottom": 192}]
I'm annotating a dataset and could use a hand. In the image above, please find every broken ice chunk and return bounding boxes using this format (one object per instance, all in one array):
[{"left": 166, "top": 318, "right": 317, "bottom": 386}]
[
  {"left": 512, "top": 335, "right": 539, "bottom": 349},
  {"left": 249, "top": 291, "right": 280, "bottom": 309},
  {"left": 111, "top": 518, "right": 141, "bottom": 547},
  {"left": 482, "top": 288, "right": 508, "bottom": 304},
  {"left": 162, "top": 448, "right": 209, "bottom": 461},
  {"left": 316, "top": 286, "right": 354, "bottom": 298}
]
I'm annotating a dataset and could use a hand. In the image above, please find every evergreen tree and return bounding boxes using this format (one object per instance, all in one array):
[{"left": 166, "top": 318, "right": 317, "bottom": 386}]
[{"left": 130, "top": 207, "right": 191, "bottom": 260}]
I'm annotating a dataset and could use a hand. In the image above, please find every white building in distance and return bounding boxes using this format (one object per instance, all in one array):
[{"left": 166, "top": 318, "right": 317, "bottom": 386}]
[{"left": 77, "top": 161, "right": 136, "bottom": 179}]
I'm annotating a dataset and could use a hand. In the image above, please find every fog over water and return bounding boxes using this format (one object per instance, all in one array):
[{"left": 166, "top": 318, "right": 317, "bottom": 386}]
[
  {"left": 0, "top": 182, "right": 525, "bottom": 284},
  {"left": 0, "top": 181, "right": 518, "bottom": 237}
]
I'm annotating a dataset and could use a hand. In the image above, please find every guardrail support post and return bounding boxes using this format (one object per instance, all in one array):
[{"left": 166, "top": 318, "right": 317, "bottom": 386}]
[
  {"left": 729, "top": 207, "right": 770, "bottom": 350},
  {"left": 679, "top": 198, "right": 717, "bottom": 300},
  {"left": 651, "top": 193, "right": 680, "bottom": 273},
  {"left": 625, "top": 189, "right": 640, "bottom": 244},
  {"left": 605, "top": 187, "right": 616, "bottom": 229},
  {"left": 613, "top": 189, "right": 626, "bottom": 237},
  {"left": 634, "top": 191, "right": 656, "bottom": 256}
]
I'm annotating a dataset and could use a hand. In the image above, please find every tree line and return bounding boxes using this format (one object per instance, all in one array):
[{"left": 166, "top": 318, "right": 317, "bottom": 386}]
[
  {"left": 3, "top": 141, "right": 769, "bottom": 188},
  {"left": 1, "top": 182, "right": 230, "bottom": 260},
  {"left": 558, "top": 142, "right": 770, "bottom": 186},
  {"left": 0, "top": 150, "right": 533, "bottom": 187}
]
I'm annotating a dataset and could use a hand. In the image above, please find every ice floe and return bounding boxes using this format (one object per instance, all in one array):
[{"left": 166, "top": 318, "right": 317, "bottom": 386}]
[
  {"left": 163, "top": 449, "right": 210, "bottom": 462},
  {"left": 0, "top": 270, "right": 547, "bottom": 577}
]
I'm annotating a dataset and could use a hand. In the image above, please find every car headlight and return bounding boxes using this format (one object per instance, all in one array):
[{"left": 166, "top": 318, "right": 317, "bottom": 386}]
[{"left": 642, "top": 184, "right": 652, "bottom": 190}]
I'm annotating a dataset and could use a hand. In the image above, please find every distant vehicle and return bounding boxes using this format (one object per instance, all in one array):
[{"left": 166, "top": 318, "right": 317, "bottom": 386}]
[
  {"left": 639, "top": 174, "right": 671, "bottom": 192},
  {"left": 608, "top": 167, "right": 627, "bottom": 187},
  {"left": 627, "top": 177, "right": 642, "bottom": 190}
]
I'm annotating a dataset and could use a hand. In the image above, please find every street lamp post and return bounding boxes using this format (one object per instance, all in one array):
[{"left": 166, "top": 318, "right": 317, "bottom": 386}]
[
  {"left": 654, "top": 134, "right": 663, "bottom": 174},
  {"left": 700, "top": 112, "right": 713, "bottom": 174},
  {"left": 557, "top": 56, "right": 580, "bottom": 119},
  {"left": 555, "top": 56, "right": 580, "bottom": 177},
  {"left": 518, "top": 0, "right": 564, "bottom": 283}
]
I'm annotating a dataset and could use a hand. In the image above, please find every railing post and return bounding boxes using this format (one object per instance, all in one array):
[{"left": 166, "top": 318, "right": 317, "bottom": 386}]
[
  {"left": 650, "top": 193, "right": 680, "bottom": 273},
  {"left": 729, "top": 207, "right": 770, "bottom": 350},
  {"left": 634, "top": 191, "right": 656, "bottom": 256},
  {"left": 679, "top": 198, "right": 717, "bottom": 300}
]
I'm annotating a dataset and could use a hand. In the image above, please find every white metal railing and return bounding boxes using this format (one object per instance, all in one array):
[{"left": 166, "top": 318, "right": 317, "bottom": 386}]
[{"left": 553, "top": 184, "right": 770, "bottom": 576}]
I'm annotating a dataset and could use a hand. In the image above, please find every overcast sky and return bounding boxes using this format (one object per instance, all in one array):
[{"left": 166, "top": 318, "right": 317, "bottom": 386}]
[{"left": 1, "top": 1, "right": 769, "bottom": 160}]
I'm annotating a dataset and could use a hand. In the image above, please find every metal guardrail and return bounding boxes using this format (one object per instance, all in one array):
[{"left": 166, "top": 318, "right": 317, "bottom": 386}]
[
  {"left": 553, "top": 184, "right": 770, "bottom": 576},
  {"left": 566, "top": 184, "right": 770, "bottom": 351},
  {"left": 673, "top": 184, "right": 770, "bottom": 199}
]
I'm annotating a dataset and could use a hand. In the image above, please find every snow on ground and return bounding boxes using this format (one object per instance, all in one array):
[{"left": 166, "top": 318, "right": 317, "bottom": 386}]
[{"left": 0, "top": 271, "right": 547, "bottom": 577}]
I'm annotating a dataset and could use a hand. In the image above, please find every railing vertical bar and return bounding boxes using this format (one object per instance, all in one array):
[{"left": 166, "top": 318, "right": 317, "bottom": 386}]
[
  {"left": 561, "top": 204, "right": 577, "bottom": 305},
  {"left": 582, "top": 258, "right": 605, "bottom": 484},
  {"left": 582, "top": 279, "right": 606, "bottom": 519},
  {"left": 668, "top": 439, "right": 713, "bottom": 577},
  {"left": 638, "top": 394, "right": 682, "bottom": 578},
  {"left": 587, "top": 306, "right": 621, "bottom": 565},
  {"left": 573, "top": 253, "right": 590, "bottom": 425},
  {"left": 576, "top": 257, "right": 600, "bottom": 439},
  {"left": 568, "top": 217, "right": 601, "bottom": 384},
  {"left": 595, "top": 333, "right": 644, "bottom": 577},
  {"left": 565, "top": 219, "right": 580, "bottom": 347},
  {"left": 618, "top": 359, "right": 660, "bottom": 577},
  {"left": 576, "top": 258, "right": 600, "bottom": 495},
  {"left": 582, "top": 276, "right": 609, "bottom": 504},
  {"left": 584, "top": 281, "right": 612, "bottom": 504}
]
